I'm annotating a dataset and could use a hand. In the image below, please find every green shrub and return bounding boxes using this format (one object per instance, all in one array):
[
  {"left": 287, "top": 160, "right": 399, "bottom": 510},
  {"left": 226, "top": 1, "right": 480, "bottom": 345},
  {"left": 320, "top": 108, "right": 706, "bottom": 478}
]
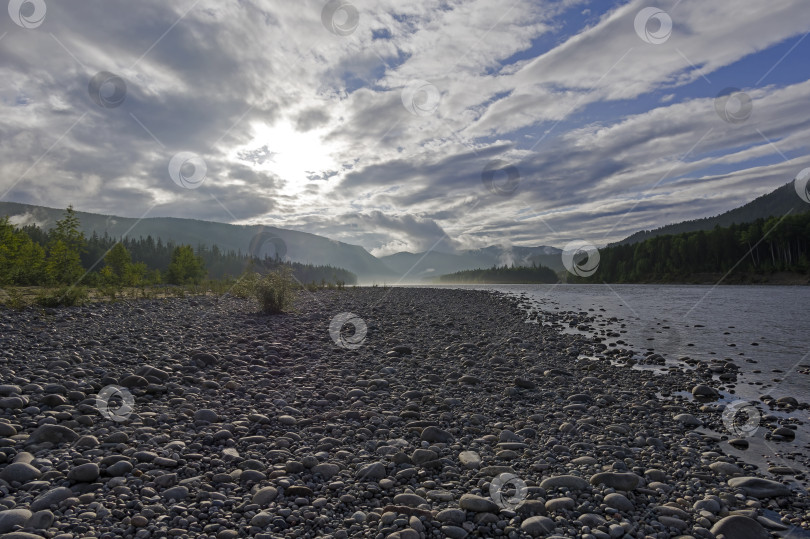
[
  {"left": 99, "top": 284, "right": 119, "bottom": 302},
  {"left": 1, "top": 288, "right": 27, "bottom": 310},
  {"left": 254, "top": 267, "right": 295, "bottom": 314},
  {"left": 231, "top": 272, "right": 261, "bottom": 298},
  {"left": 232, "top": 268, "right": 295, "bottom": 313},
  {"left": 35, "top": 286, "right": 87, "bottom": 307}
]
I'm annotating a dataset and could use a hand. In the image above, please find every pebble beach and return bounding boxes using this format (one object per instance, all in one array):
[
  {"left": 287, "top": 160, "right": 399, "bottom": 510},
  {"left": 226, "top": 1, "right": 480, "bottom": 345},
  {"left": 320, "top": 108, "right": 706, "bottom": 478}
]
[{"left": 0, "top": 287, "right": 807, "bottom": 538}]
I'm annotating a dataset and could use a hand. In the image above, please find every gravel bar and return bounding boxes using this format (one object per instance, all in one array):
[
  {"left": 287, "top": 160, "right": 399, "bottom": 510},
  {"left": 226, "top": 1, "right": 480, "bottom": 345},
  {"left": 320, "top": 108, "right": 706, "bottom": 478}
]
[{"left": 0, "top": 287, "right": 807, "bottom": 539}]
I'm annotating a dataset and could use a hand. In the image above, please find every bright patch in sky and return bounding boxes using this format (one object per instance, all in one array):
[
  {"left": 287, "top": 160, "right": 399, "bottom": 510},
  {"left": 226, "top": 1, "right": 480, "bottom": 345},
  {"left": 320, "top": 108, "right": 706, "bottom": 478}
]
[{"left": 236, "top": 120, "right": 341, "bottom": 195}]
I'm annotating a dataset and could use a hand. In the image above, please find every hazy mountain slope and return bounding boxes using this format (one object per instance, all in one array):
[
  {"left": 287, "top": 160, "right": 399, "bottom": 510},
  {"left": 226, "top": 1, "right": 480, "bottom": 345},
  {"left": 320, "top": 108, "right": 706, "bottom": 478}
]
[
  {"left": 380, "top": 245, "right": 564, "bottom": 280},
  {"left": 616, "top": 182, "right": 809, "bottom": 246},
  {"left": 0, "top": 202, "right": 396, "bottom": 281}
]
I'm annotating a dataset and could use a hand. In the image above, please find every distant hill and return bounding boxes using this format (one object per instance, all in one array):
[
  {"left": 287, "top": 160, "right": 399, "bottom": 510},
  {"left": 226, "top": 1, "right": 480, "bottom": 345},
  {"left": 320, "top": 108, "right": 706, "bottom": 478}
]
[
  {"left": 379, "top": 245, "right": 563, "bottom": 280},
  {"left": 616, "top": 181, "right": 810, "bottom": 246},
  {"left": 0, "top": 202, "right": 396, "bottom": 282},
  {"left": 436, "top": 264, "right": 558, "bottom": 284}
]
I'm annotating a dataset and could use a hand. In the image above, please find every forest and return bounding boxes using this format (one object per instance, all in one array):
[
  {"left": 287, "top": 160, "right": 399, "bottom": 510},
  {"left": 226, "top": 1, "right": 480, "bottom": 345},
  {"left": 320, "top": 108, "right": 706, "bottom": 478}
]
[
  {"left": 577, "top": 212, "right": 810, "bottom": 283},
  {"left": 436, "top": 263, "right": 558, "bottom": 284},
  {"left": 0, "top": 207, "right": 356, "bottom": 288}
]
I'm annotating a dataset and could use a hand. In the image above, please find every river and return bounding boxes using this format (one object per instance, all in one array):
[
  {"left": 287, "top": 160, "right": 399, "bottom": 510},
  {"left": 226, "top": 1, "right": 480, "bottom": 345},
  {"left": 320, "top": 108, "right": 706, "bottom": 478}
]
[{"left": 432, "top": 283, "right": 810, "bottom": 403}]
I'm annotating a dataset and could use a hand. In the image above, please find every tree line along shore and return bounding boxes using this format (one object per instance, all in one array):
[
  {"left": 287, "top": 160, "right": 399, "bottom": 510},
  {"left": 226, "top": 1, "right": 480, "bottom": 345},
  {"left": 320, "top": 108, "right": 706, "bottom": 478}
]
[{"left": 0, "top": 207, "right": 355, "bottom": 308}]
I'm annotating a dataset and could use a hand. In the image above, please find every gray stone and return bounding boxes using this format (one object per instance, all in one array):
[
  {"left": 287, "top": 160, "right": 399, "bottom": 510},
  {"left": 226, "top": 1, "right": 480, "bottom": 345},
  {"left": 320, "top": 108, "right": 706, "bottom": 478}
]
[
  {"left": 68, "top": 463, "right": 100, "bottom": 482},
  {"left": 191, "top": 352, "right": 218, "bottom": 366},
  {"left": 421, "top": 426, "right": 454, "bottom": 444},
  {"left": 356, "top": 462, "right": 386, "bottom": 481},
  {"left": 604, "top": 492, "right": 633, "bottom": 512},
  {"left": 459, "top": 494, "right": 498, "bottom": 513},
  {"left": 727, "top": 477, "right": 791, "bottom": 498},
  {"left": 674, "top": 413, "right": 702, "bottom": 427},
  {"left": 193, "top": 409, "right": 218, "bottom": 422},
  {"left": 393, "top": 493, "right": 427, "bottom": 507},
  {"left": 710, "top": 515, "right": 771, "bottom": 539},
  {"left": 545, "top": 497, "right": 575, "bottom": 512},
  {"left": 0, "top": 397, "right": 24, "bottom": 409},
  {"left": 0, "top": 462, "right": 41, "bottom": 483},
  {"left": 312, "top": 463, "right": 340, "bottom": 479},
  {"left": 540, "top": 475, "right": 589, "bottom": 491},
  {"left": 411, "top": 449, "right": 438, "bottom": 465},
  {"left": 27, "top": 509, "right": 54, "bottom": 529},
  {"left": 693, "top": 498, "right": 721, "bottom": 513},
  {"left": 31, "top": 487, "right": 73, "bottom": 511},
  {"left": 162, "top": 486, "right": 189, "bottom": 501},
  {"left": 0, "top": 509, "right": 32, "bottom": 533},
  {"left": 458, "top": 451, "right": 481, "bottom": 469},
  {"left": 436, "top": 509, "right": 466, "bottom": 524},
  {"left": 710, "top": 461, "right": 744, "bottom": 476},
  {"left": 579, "top": 513, "right": 607, "bottom": 527},
  {"left": 27, "top": 424, "right": 78, "bottom": 444},
  {"left": 75, "top": 435, "right": 99, "bottom": 448},
  {"left": 0, "top": 422, "right": 17, "bottom": 437},
  {"left": 589, "top": 472, "right": 640, "bottom": 491},
  {"left": 772, "top": 427, "right": 796, "bottom": 441},
  {"left": 729, "top": 438, "right": 749, "bottom": 449},
  {"left": 441, "top": 526, "right": 468, "bottom": 539},
  {"left": 106, "top": 460, "right": 134, "bottom": 477},
  {"left": 515, "top": 500, "right": 546, "bottom": 517},
  {"left": 252, "top": 486, "right": 278, "bottom": 505},
  {"left": 521, "top": 515, "right": 555, "bottom": 536},
  {"left": 0, "top": 385, "right": 21, "bottom": 396},
  {"left": 658, "top": 516, "right": 688, "bottom": 530},
  {"left": 692, "top": 384, "right": 718, "bottom": 398},
  {"left": 250, "top": 511, "right": 273, "bottom": 527}
]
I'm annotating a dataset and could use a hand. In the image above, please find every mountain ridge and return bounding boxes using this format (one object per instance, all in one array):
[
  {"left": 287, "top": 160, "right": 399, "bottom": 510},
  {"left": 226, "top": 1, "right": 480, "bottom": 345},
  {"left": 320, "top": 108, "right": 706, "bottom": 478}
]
[
  {"left": 615, "top": 181, "right": 809, "bottom": 246},
  {"left": 0, "top": 201, "right": 396, "bottom": 282}
]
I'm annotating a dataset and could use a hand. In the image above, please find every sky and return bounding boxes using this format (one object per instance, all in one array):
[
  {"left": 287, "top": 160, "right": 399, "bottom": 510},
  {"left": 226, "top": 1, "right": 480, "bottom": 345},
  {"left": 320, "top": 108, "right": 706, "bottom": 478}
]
[{"left": 1, "top": 0, "right": 809, "bottom": 257}]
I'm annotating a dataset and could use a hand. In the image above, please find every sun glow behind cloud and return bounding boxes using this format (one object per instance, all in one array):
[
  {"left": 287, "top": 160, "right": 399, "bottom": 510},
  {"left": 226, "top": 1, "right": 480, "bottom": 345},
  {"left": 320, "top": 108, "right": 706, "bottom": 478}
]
[{"left": 233, "top": 119, "right": 343, "bottom": 196}]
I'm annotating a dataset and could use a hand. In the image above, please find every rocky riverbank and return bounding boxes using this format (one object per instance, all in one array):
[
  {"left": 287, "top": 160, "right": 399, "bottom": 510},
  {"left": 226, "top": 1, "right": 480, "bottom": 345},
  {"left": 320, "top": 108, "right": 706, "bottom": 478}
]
[{"left": 0, "top": 287, "right": 807, "bottom": 538}]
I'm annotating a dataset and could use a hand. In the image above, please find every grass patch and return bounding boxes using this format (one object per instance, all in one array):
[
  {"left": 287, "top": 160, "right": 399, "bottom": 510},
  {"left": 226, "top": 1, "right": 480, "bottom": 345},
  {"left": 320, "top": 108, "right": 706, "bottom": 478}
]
[
  {"left": 232, "top": 268, "right": 296, "bottom": 314},
  {"left": 34, "top": 286, "right": 88, "bottom": 307}
]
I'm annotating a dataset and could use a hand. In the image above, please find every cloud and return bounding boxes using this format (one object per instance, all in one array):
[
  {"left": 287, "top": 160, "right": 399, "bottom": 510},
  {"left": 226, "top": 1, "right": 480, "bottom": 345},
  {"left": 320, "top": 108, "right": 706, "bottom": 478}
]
[{"left": 0, "top": 0, "right": 808, "bottom": 258}]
